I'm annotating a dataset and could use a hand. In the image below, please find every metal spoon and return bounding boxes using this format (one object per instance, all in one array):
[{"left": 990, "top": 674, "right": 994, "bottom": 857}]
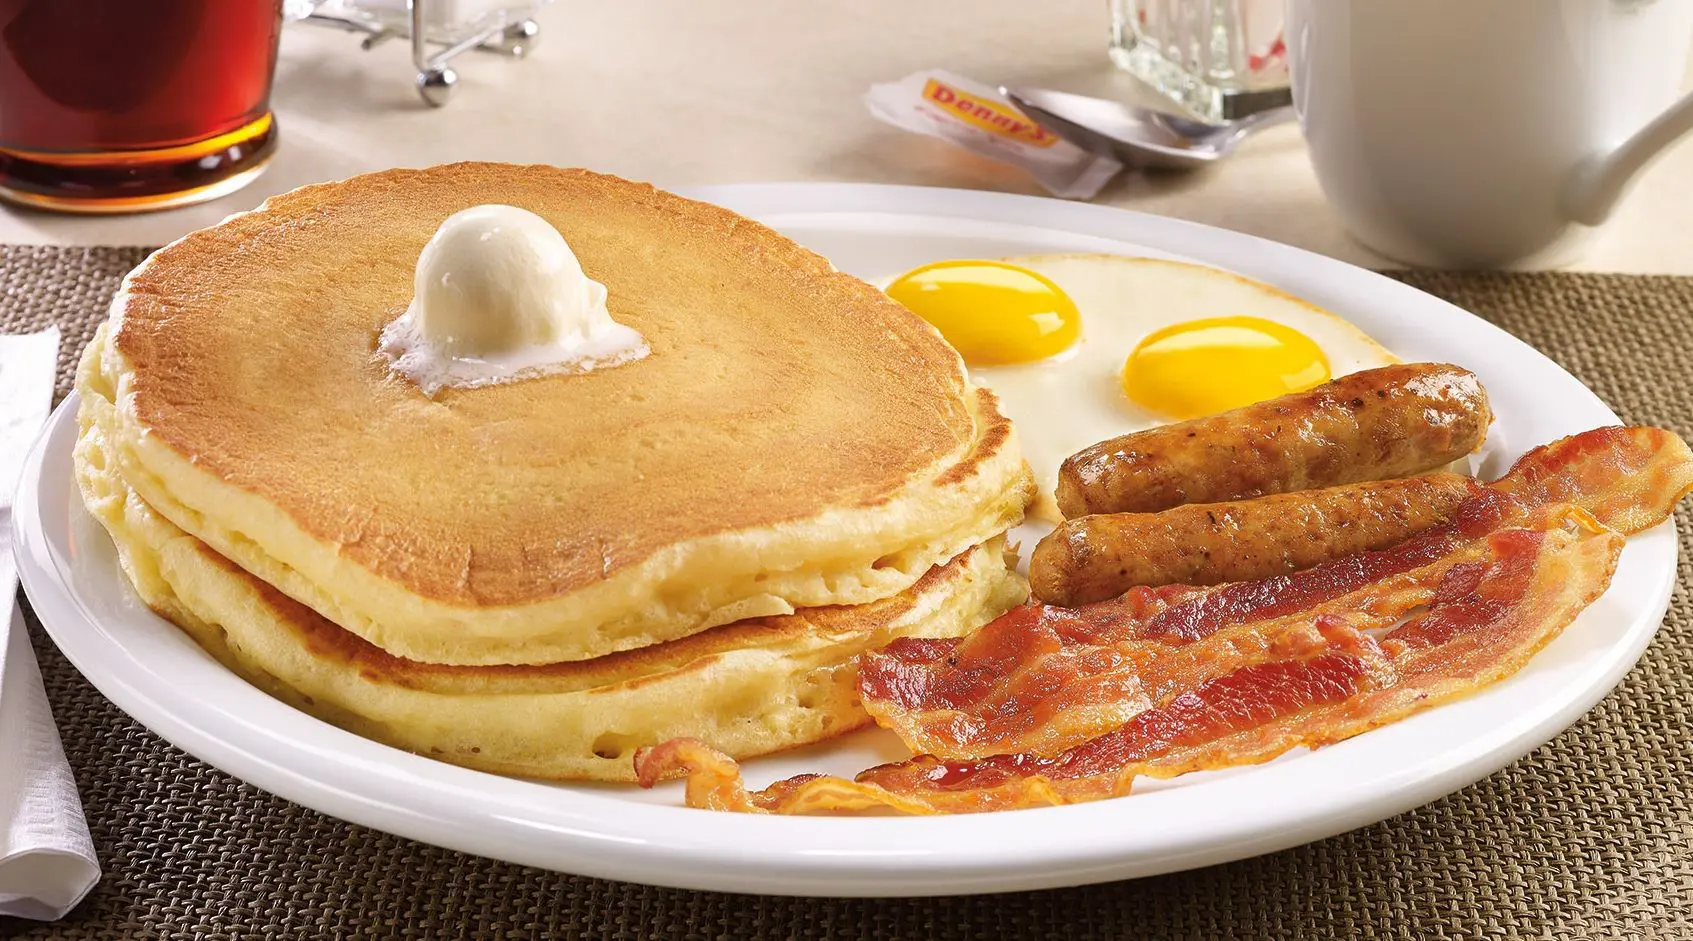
[{"left": 1002, "top": 86, "right": 1296, "bottom": 170}]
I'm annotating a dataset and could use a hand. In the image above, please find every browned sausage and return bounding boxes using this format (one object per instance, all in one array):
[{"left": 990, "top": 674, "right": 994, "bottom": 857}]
[
  {"left": 1055, "top": 363, "right": 1491, "bottom": 518},
  {"left": 1032, "top": 472, "right": 1484, "bottom": 606}
]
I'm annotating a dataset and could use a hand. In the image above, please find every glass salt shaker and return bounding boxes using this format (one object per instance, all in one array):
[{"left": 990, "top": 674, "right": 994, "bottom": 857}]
[{"left": 1109, "top": 0, "right": 1291, "bottom": 122}]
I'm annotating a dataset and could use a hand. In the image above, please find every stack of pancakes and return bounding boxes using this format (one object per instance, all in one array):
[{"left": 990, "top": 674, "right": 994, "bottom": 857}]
[{"left": 74, "top": 164, "right": 1034, "bottom": 781}]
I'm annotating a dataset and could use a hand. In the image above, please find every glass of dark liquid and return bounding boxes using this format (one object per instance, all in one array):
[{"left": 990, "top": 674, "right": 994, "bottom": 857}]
[{"left": 0, "top": 0, "right": 284, "bottom": 214}]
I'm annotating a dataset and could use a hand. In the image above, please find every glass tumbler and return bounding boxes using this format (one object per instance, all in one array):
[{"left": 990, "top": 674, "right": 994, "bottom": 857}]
[{"left": 0, "top": 0, "right": 284, "bottom": 214}]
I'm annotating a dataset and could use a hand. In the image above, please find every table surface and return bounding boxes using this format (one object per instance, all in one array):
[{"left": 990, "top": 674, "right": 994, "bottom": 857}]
[{"left": 4, "top": 1, "right": 1693, "bottom": 272}]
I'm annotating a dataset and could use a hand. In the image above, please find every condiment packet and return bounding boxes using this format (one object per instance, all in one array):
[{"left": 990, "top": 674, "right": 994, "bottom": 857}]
[{"left": 865, "top": 69, "right": 1123, "bottom": 200}]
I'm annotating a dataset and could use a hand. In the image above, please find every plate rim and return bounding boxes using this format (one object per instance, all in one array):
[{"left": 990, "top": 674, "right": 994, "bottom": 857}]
[{"left": 13, "top": 182, "right": 1676, "bottom": 897}]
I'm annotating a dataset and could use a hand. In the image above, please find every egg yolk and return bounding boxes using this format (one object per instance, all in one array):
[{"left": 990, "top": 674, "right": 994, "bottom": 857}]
[
  {"left": 885, "top": 260, "right": 1081, "bottom": 365},
  {"left": 1122, "top": 316, "right": 1331, "bottom": 419}
]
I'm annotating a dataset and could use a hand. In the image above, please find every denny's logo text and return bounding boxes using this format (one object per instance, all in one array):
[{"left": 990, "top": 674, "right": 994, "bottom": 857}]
[{"left": 922, "top": 80, "right": 1059, "bottom": 148}]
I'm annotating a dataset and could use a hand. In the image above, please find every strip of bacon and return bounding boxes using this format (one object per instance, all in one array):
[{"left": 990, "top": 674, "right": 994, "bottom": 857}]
[
  {"left": 1491, "top": 425, "right": 1693, "bottom": 534},
  {"left": 858, "top": 494, "right": 1506, "bottom": 761},
  {"left": 859, "top": 531, "right": 1522, "bottom": 760},
  {"left": 858, "top": 426, "right": 1693, "bottom": 759},
  {"left": 633, "top": 506, "right": 1623, "bottom": 814},
  {"left": 860, "top": 585, "right": 1419, "bottom": 761}
]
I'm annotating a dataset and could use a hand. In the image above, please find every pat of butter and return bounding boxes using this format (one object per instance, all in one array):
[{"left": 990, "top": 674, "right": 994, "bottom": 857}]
[{"left": 379, "top": 204, "right": 647, "bottom": 395}]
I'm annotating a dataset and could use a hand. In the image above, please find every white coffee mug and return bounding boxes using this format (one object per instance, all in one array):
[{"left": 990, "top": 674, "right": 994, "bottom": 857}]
[{"left": 1286, "top": 0, "right": 1693, "bottom": 268}]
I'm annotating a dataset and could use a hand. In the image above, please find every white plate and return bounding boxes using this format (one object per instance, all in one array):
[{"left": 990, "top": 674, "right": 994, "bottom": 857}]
[{"left": 13, "top": 184, "right": 1675, "bottom": 897}]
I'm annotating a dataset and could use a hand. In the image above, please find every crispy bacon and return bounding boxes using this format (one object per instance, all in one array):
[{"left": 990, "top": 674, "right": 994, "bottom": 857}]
[
  {"left": 859, "top": 510, "right": 1512, "bottom": 759},
  {"left": 863, "top": 584, "right": 1420, "bottom": 760},
  {"left": 633, "top": 506, "right": 1624, "bottom": 814},
  {"left": 858, "top": 426, "right": 1693, "bottom": 759},
  {"left": 1492, "top": 426, "right": 1693, "bottom": 534}
]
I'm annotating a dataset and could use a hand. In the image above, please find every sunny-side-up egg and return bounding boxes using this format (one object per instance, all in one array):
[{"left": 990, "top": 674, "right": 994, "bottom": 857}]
[{"left": 882, "top": 255, "right": 1399, "bottom": 521}]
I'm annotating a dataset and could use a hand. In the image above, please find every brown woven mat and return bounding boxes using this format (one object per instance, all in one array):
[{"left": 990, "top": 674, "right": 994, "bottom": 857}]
[{"left": 3, "top": 245, "right": 1691, "bottom": 940}]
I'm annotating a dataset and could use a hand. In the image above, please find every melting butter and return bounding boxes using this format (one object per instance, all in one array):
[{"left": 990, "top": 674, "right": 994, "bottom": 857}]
[{"left": 379, "top": 204, "right": 647, "bottom": 395}]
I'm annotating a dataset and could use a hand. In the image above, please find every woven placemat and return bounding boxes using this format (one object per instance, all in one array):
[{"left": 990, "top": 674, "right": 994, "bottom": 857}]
[{"left": 3, "top": 246, "right": 1690, "bottom": 940}]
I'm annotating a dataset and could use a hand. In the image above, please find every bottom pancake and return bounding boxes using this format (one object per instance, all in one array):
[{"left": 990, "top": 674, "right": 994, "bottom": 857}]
[{"left": 75, "top": 414, "right": 1025, "bottom": 781}]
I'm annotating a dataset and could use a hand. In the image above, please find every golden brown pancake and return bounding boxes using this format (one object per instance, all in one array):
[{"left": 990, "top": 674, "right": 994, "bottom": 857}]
[
  {"left": 93, "top": 164, "right": 1034, "bottom": 665},
  {"left": 76, "top": 410, "right": 1025, "bottom": 781}
]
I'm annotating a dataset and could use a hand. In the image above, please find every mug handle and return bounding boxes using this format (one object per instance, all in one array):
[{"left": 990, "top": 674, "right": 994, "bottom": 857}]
[{"left": 1565, "top": 91, "right": 1693, "bottom": 225}]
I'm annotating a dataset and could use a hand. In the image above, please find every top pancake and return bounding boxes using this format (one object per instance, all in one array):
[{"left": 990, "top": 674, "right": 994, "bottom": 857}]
[{"left": 99, "top": 164, "right": 1032, "bottom": 665}]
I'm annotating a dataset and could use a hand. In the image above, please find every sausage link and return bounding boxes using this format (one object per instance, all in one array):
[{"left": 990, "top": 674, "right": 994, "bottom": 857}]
[
  {"left": 1031, "top": 472, "right": 1484, "bottom": 606},
  {"left": 1055, "top": 363, "right": 1491, "bottom": 518}
]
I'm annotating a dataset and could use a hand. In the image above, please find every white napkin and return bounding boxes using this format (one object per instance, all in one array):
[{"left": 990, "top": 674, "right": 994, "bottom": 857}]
[{"left": 0, "top": 328, "right": 100, "bottom": 921}]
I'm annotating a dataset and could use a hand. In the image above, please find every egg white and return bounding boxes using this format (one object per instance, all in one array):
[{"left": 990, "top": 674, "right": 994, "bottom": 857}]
[{"left": 888, "top": 255, "right": 1399, "bottom": 522}]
